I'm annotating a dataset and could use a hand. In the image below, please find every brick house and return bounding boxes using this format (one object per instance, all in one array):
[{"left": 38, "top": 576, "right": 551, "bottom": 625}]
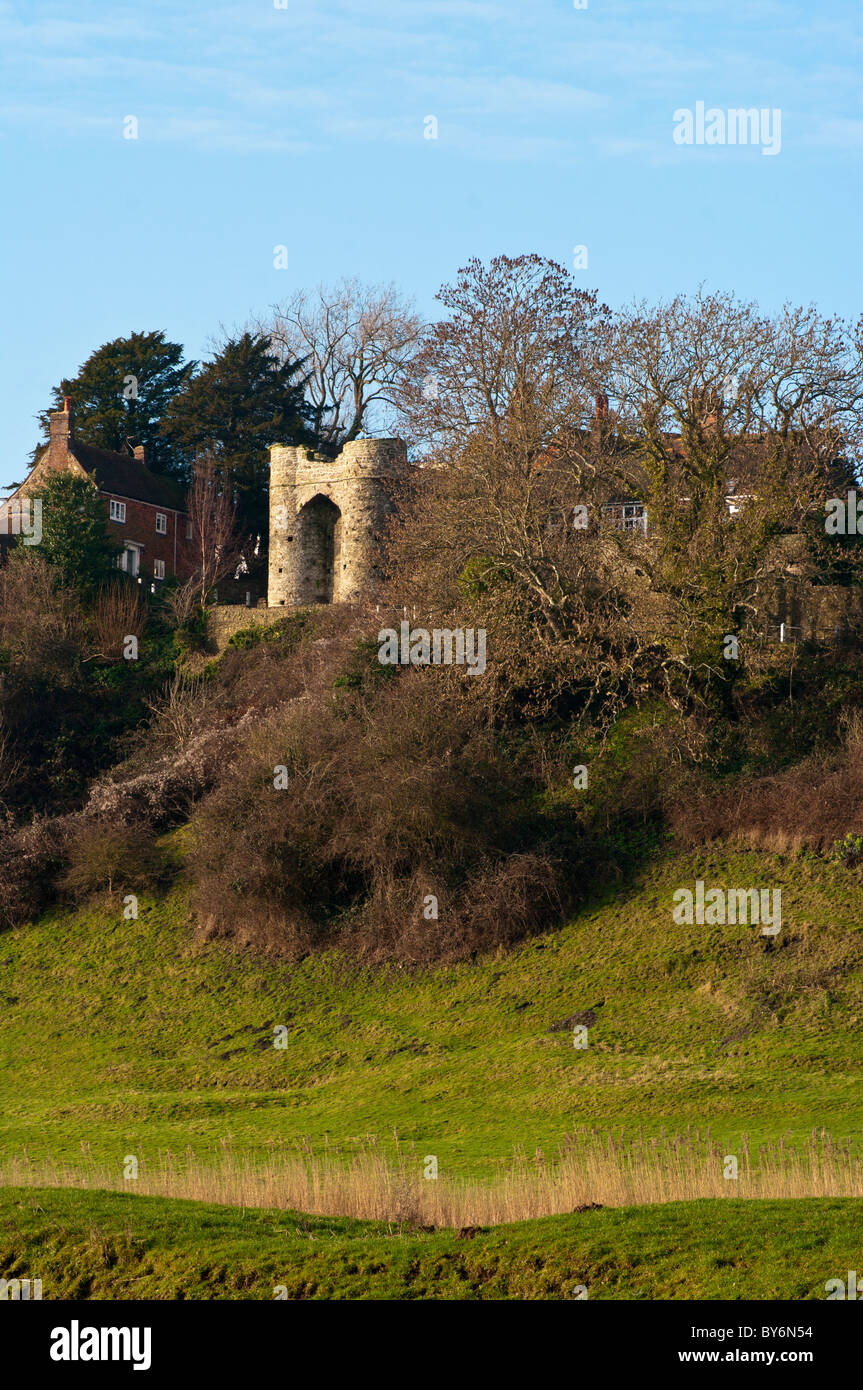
[{"left": 4, "top": 398, "right": 195, "bottom": 582}]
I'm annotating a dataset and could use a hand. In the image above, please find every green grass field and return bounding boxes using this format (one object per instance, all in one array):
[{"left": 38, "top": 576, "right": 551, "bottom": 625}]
[
  {"left": 2, "top": 843, "right": 862, "bottom": 1298},
  {"left": 1, "top": 1187, "right": 860, "bottom": 1299},
  {"left": 1, "top": 843, "right": 861, "bottom": 1176}
]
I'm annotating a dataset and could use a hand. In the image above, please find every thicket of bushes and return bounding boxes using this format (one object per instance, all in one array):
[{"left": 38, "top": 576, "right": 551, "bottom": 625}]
[
  {"left": 1, "top": 589, "right": 862, "bottom": 958},
  {"left": 667, "top": 709, "right": 863, "bottom": 855},
  {"left": 188, "top": 630, "right": 576, "bottom": 962},
  {"left": 179, "top": 608, "right": 863, "bottom": 963},
  {"left": 0, "top": 551, "right": 180, "bottom": 822}
]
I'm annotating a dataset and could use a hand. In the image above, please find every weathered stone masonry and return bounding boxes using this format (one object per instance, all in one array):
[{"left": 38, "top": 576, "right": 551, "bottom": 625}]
[{"left": 268, "top": 438, "right": 407, "bottom": 606}]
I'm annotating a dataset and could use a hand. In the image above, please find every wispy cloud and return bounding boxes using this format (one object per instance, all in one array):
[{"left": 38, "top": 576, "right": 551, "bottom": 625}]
[{"left": 1, "top": 0, "right": 861, "bottom": 166}]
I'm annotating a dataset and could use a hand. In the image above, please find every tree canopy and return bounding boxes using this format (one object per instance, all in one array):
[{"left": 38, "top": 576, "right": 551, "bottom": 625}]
[
  {"left": 30, "top": 472, "right": 122, "bottom": 595},
  {"left": 36, "top": 331, "right": 194, "bottom": 478},
  {"left": 161, "top": 332, "right": 313, "bottom": 544}
]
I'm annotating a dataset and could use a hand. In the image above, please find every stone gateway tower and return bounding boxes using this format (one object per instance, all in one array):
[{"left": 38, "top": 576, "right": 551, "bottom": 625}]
[{"left": 267, "top": 438, "right": 407, "bottom": 607}]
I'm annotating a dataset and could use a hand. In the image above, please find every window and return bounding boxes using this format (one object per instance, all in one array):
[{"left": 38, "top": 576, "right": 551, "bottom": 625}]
[
  {"left": 601, "top": 501, "right": 647, "bottom": 535},
  {"left": 185, "top": 519, "right": 193, "bottom": 539},
  {"left": 109, "top": 500, "right": 126, "bottom": 523},
  {"left": 153, "top": 559, "right": 166, "bottom": 580},
  {"left": 155, "top": 512, "right": 167, "bottom": 534},
  {"left": 621, "top": 503, "right": 647, "bottom": 534}
]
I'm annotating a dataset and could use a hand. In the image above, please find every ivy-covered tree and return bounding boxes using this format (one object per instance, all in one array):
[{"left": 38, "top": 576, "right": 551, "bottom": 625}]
[
  {"left": 161, "top": 332, "right": 313, "bottom": 543},
  {"left": 31, "top": 472, "right": 122, "bottom": 595},
  {"left": 35, "top": 332, "right": 194, "bottom": 478}
]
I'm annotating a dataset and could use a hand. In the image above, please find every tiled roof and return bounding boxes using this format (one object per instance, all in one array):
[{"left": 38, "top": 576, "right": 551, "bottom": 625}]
[{"left": 70, "top": 441, "right": 187, "bottom": 511}]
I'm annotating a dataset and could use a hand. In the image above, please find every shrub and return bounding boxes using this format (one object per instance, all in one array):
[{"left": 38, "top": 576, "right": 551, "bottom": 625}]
[
  {"left": 187, "top": 647, "right": 582, "bottom": 963},
  {"left": 831, "top": 833, "right": 863, "bottom": 868},
  {"left": 175, "top": 607, "right": 209, "bottom": 653},
  {"left": 59, "top": 820, "right": 166, "bottom": 900},
  {"left": 0, "top": 817, "right": 68, "bottom": 931},
  {"left": 84, "top": 581, "right": 148, "bottom": 663},
  {"left": 226, "top": 611, "right": 311, "bottom": 653},
  {"left": 0, "top": 548, "right": 182, "bottom": 821},
  {"left": 666, "top": 708, "right": 863, "bottom": 856},
  {"left": 143, "top": 671, "right": 212, "bottom": 753}
]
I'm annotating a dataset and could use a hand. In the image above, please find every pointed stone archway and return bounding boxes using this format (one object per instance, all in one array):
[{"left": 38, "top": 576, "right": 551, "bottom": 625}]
[{"left": 294, "top": 492, "right": 342, "bottom": 603}]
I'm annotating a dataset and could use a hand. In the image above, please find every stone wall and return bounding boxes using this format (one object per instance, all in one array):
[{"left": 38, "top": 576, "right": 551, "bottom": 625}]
[
  {"left": 207, "top": 605, "right": 274, "bottom": 651},
  {"left": 211, "top": 577, "right": 264, "bottom": 607}
]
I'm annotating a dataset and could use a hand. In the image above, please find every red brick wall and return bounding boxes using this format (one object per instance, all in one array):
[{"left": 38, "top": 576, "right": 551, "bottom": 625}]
[{"left": 102, "top": 494, "right": 195, "bottom": 581}]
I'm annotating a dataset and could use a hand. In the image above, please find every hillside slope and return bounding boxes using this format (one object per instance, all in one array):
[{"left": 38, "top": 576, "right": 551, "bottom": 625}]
[{"left": 1, "top": 845, "right": 861, "bottom": 1176}]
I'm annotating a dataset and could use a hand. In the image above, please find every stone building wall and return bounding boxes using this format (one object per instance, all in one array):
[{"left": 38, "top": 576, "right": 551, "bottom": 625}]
[{"left": 268, "top": 438, "right": 407, "bottom": 607}]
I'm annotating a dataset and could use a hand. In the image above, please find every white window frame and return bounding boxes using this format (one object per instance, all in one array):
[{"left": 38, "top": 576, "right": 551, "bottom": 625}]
[
  {"left": 153, "top": 558, "right": 166, "bottom": 580},
  {"left": 601, "top": 501, "right": 648, "bottom": 535},
  {"left": 109, "top": 499, "right": 126, "bottom": 523},
  {"left": 155, "top": 512, "right": 167, "bottom": 535},
  {"left": 621, "top": 503, "right": 647, "bottom": 534}
]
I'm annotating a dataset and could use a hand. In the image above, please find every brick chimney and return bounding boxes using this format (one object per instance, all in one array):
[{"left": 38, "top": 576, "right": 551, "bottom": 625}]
[
  {"left": 133, "top": 444, "right": 147, "bottom": 465},
  {"left": 595, "top": 391, "right": 609, "bottom": 420},
  {"left": 48, "top": 397, "right": 72, "bottom": 446}
]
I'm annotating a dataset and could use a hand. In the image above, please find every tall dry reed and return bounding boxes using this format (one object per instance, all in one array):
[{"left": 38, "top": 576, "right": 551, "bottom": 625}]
[{"left": 3, "top": 1128, "right": 861, "bottom": 1227}]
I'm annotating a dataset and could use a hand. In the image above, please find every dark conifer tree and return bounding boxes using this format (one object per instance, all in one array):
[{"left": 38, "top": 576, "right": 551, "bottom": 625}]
[
  {"left": 32, "top": 472, "right": 121, "bottom": 595},
  {"left": 35, "top": 332, "right": 194, "bottom": 478},
  {"left": 161, "top": 332, "right": 314, "bottom": 544}
]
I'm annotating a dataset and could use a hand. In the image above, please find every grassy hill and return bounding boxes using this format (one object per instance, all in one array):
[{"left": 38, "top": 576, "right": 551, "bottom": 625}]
[
  {"left": 1, "top": 842, "right": 861, "bottom": 1179},
  {"left": 2, "top": 1187, "right": 861, "bottom": 1299}
]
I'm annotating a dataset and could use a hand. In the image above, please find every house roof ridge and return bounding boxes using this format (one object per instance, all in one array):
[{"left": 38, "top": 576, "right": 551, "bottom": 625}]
[{"left": 68, "top": 439, "right": 186, "bottom": 511}]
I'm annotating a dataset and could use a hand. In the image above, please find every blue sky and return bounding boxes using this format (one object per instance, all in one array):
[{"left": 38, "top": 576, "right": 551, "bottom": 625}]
[{"left": 1, "top": 0, "right": 861, "bottom": 487}]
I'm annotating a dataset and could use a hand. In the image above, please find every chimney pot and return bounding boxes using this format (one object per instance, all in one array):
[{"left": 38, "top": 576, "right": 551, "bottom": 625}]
[
  {"left": 133, "top": 444, "right": 146, "bottom": 464},
  {"left": 595, "top": 391, "right": 609, "bottom": 420}
]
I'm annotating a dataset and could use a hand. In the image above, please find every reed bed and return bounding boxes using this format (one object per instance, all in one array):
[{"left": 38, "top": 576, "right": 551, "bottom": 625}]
[{"left": 2, "top": 1128, "right": 861, "bottom": 1227}]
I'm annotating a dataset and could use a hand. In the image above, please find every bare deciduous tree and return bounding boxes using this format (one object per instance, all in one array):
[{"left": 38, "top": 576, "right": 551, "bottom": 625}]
[
  {"left": 392, "top": 255, "right": 629, "bottom": 648},
  {"left": 259, "top": 278, "right": 424, "bottom": 450},
  {"left": 390, "top": 261, "right": 863, "bottom": 718},
  {"left": 185, "top": 454, "right": 247, "bottom": 609},
  {"left": 605, "top": 290, "right": 863, "bottom": 677}
]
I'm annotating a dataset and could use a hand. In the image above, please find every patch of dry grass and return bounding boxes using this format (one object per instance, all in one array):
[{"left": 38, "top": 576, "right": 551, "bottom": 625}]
[
  {"left": 3, "top": 1129, "right": 861, "bottom": 1227},
  {"left": 668, "top": 710, "right": 863, "bottom": 855}
]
